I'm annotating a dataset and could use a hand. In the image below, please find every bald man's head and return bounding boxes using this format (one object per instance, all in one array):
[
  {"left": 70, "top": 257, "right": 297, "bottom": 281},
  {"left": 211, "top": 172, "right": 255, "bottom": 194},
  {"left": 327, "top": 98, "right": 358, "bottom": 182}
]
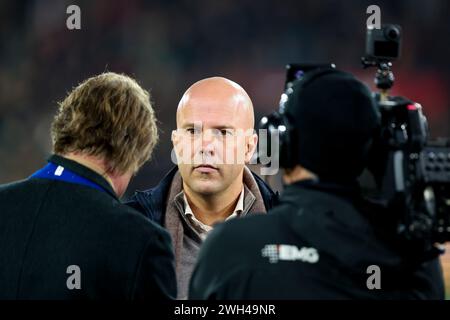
[
  {"left": 172, "top": 76, "right": 258, "bottom": 197},
  {"left": 176, "top": 77, "right": 254, "bottom": 130}
]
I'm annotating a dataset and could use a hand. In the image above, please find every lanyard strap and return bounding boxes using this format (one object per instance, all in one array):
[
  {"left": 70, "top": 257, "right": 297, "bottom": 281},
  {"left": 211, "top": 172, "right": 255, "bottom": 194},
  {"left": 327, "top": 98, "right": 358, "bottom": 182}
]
[{"left": 30, "top": 162, "right": 107, "bottom": 194}]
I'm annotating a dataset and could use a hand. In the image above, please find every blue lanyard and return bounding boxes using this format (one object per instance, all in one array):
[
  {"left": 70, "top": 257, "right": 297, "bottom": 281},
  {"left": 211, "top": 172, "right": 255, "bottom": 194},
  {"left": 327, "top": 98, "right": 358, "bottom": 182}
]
[{"left": 30, "top": 162, "right": 108, "bottom": 194}]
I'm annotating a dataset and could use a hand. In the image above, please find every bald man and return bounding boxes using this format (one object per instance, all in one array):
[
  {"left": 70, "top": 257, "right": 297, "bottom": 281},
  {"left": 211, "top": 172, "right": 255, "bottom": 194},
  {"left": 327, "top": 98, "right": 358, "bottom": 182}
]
[{"left": 126, "top": 77, "right": 278, "bottom": 299}]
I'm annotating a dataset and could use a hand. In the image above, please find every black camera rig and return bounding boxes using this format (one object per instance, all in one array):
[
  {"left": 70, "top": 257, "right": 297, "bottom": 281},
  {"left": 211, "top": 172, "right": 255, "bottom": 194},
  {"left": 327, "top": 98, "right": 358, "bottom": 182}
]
[{"left": 362, "top": 24, "right": 450, "bottom": 253}]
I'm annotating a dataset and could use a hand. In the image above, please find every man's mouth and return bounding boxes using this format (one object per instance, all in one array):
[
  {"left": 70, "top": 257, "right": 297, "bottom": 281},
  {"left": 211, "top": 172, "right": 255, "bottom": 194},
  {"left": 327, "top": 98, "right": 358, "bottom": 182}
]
[{"left": 193, "top": 164, "right": 219, "bottom": 173}]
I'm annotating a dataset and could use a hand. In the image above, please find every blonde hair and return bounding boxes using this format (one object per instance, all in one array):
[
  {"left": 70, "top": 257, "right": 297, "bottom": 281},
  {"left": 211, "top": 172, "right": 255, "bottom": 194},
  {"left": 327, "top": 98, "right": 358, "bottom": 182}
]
[{"left": 51, "top": 72, "right": 158, "bottom": 174}]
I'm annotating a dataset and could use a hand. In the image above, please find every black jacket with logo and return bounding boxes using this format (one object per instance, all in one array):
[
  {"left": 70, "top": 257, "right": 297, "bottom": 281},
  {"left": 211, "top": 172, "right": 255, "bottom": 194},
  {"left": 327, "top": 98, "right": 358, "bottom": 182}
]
[
  {"left": 189, "top": 180, "right": 445, "bottom": 299},
  {"left": 0, "top": 155, "right": 177, "bottom": 300}
]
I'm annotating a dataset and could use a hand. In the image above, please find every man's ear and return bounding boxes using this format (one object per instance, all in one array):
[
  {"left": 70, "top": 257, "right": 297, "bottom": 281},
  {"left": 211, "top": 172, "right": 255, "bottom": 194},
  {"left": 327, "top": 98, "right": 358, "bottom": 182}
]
[
  {"left": 172, "top": 129, "right": 180, "bottom": 147},
  {"left": 171, "top": 129, "right": 177, "bottom": 142},
  {"left": 245, "top": 132, "right": 258, "bottom": 163},
  {"left": 171, "top": 129, "right": 182, "bottom": 157}
]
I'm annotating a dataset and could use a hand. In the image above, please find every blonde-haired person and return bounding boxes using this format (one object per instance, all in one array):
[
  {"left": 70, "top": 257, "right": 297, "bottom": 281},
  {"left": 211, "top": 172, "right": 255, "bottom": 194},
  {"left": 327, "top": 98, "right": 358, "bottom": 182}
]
[{"left": 0, "top": 72, "right": 177, "bottom": 300}]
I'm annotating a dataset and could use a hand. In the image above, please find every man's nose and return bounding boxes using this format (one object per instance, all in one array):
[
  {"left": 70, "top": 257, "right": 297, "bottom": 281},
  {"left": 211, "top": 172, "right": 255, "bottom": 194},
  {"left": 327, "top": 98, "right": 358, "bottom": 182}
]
[{"left": 200, "top": 130, "right": 217, "bottom": 156}]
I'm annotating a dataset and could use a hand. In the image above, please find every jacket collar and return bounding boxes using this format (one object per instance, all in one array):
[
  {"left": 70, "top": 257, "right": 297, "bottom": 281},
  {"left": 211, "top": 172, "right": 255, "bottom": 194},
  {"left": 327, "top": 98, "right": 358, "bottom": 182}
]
[
  {"left": 134, "top": 166, "right": 277, "bottom": 225},
  {"left": 133, "top": 166, "right": 179, "bottom": 223},
  {"left": 48, "top": 154, "right": 118, "bottom": 200}
]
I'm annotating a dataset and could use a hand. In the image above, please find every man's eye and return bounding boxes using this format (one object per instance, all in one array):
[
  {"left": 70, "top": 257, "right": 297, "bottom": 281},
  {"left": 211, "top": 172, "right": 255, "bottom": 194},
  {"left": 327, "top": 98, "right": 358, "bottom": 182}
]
[
  {"left": 186, "top": 128, "right": 200, "bottom": 135},
  {"left": 221, "top": 129, "right": 233, "bottom": 136}
]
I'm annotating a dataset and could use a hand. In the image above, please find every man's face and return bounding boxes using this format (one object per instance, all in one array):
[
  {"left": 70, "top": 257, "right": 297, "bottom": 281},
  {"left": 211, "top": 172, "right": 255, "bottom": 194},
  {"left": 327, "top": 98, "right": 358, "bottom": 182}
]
[{"left": 172, "top": 86, "right": 257, "bottom": 196}]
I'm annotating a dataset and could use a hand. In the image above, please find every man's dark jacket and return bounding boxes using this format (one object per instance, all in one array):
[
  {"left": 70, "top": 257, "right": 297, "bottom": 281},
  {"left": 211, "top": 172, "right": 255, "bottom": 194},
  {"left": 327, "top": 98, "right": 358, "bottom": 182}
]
[
  {"left": 0, "top": 155, "right": 177, "bottom": 300},
  {"left": 189, "top": 180, "right": 445, "bottom": 299},
  {"left": 125, "top": 166, "right": 278, "bottom": 225}
]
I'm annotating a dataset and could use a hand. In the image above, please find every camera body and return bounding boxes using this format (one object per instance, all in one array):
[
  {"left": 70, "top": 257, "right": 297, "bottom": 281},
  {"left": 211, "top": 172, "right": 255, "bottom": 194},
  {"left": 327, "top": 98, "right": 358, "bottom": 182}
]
[
  {"left": 369, "top": 94, "right": 450, "bottom": 249},
  {"left": 362, "top": 24, "right": 450, "bottom": 250},
  {"left": 260, "top": 24, "right": 450, "bottom": 254}
]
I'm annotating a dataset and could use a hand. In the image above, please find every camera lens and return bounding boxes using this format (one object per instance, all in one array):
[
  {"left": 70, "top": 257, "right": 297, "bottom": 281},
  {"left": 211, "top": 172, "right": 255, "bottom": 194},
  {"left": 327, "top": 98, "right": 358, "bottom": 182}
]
[{"left": 384, "top": 26, "right": 400, "bottom": 41}]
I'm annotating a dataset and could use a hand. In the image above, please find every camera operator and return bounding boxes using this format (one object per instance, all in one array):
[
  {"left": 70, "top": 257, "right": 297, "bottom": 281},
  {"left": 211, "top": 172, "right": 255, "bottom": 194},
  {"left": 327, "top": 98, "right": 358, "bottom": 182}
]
[{"left": 188, "top": 68, "right": 445, "bottom": 299}]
